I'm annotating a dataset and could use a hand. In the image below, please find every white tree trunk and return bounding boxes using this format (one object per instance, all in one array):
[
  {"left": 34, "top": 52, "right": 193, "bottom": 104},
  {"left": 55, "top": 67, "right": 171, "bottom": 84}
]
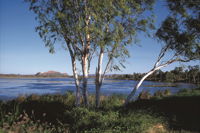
[
  {"left": 95, "top": 48, "right": 104, "bottom": 107},
  {"left": 81, "top": 12, "right": 91, "bottom": 106},
  {"left": 82, "top": 55, "right": 89, "bottom": 106},
  {"left": 71, "top": 57, "right": 81, "bottom": 106},
  {"left": 125, "top": 69, "right": 156, "bottom": 104},
  {"left": 65, "top": 39, "right": 81, "bottom": 106},
  {"left": 125, "top": 60, "right": 174, "bottom": 105}
]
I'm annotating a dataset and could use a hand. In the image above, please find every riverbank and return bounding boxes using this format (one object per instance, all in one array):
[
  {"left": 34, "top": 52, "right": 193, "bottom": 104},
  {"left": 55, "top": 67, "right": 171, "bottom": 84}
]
[{"left": 0, "top": 88, "right": 200, "bottom": 133}]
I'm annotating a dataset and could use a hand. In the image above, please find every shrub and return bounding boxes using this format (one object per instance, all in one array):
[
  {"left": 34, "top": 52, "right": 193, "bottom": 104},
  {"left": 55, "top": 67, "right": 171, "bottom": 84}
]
[
  {"left": 163, "top": 89, "right": 171, "bottom": 96},
  {"left": 177, "top": 88, "right": 190, "bottom": 94},
  {"left": 138, "top": 91, "right": 152, "bottom": 100},
  {"left": 101, "top": 94, "right": 125, "bottom": 110},
  {"left": 0, "top": 111, "right": 68, "bottom": 133},
  {"left": 64, "top": 107, "right": 104, "bottom": 132},
  {"left": 116, "top": 111, "right": 166, "bottom": 133},
  {"left": 176, "top": 88, "right": 200, "bottom": 97},
  {"left": 154, "top": 90, "right": 164, "bottom": 98}
]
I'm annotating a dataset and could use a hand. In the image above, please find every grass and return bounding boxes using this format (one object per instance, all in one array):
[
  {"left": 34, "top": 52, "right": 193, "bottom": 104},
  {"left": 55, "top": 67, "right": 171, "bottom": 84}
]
[{"left": 0, "top": 88, "right": 200, "bottom": 133}]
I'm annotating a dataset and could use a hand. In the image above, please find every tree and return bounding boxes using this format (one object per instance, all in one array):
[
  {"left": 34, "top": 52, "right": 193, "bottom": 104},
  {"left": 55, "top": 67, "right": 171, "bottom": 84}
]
[
  {"left": 171, "top": 67, "right": 184, "bottom": 81},
  {"left": 26, "top": 0, "right": 155, "bottom": 107},
  {"left": 25, "top": 0, "right": 99, "bottom": 106},
  {"left": 188, "top": 65, "right": 200, "bottom": 83},
  {"left": 93, "top": 0, "right": 155, "bottom": 107},
  {"left": 125, "top": 0, "right": 200, "bottom": 104},
  {"left": 165, "top": 71, "right": 175, "bottom": 82}
]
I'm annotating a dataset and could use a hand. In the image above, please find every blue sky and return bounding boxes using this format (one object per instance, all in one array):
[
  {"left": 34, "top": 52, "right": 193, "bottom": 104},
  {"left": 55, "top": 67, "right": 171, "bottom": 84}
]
[{"left": 0, "top": 0, "right": 199, "bottom": 75}]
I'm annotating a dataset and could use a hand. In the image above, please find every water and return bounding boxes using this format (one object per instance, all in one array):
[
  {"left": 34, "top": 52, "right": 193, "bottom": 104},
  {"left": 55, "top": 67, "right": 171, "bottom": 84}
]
[{"left": 0, "top": 78, "right": 197, "bottom": 100}]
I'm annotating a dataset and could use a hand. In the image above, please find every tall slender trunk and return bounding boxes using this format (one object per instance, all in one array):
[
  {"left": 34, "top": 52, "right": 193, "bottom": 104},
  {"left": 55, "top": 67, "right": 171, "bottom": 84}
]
[
  {"left": 95, "top": 84, "right": 101, "bottom": 107},
  {"left": 81, "top": 9, "right": 91, "bottom": 106},
  {"left": 82, "top": 54, "right": 89, "bottom": 106},
  {"left": 95, "top": 48, "right": 104, "bottom": 107},
  {"left": 71, "top": 57, "right": 81, "bottom": 106},
  {"left": 64, "top": 37, "right": 81, "bottom": 106}
]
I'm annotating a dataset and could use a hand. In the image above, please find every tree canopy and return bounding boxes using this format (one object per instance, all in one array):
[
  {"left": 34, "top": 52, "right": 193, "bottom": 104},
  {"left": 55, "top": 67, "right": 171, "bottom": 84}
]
[
  {"left": 27, "top": 0, "right": 155, "bottom": 56},
  {"left": 125, "top": 0, "right": 200, "bottom": 104},
  {"left": 156, "top": 0, "right": 200, "bottom": 61},
  {"left": 26, "top": 0, "right": 156, "bottom": 106}
]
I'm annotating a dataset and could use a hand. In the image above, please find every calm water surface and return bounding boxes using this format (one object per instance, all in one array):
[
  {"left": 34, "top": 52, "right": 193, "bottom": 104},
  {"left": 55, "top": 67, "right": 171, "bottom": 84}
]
[{"left": 0, "top": 78, "right": 197, "bottom": 100}]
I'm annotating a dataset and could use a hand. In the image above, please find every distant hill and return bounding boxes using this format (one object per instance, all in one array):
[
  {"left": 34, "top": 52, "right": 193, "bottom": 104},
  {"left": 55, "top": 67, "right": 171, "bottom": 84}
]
[
  {"left": 35, "top": 71, "right": 68, "bottom": 77},
  {"left": 0, "top": 71, "right": 70, "bottom": 78}
]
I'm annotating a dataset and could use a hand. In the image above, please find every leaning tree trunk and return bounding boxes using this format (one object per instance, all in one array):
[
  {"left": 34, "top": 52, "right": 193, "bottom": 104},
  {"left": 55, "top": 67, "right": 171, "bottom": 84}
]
[
  {"left": 95, "top": 48, "right": 104, "bottom": 108},
  {"left": 125, "top": 59, "right": 177, "bottom": 105},
  {"left": 125, "top": 69, "right": 156, "bottom": 105}
]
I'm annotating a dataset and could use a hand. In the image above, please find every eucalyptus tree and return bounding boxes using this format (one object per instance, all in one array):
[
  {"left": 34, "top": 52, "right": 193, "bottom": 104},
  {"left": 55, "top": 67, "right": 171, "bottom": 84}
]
[
  {"left": 25, "top": 0, "right": 96, "bottom": 106},
  {"left": 26, "top": 0, "right": 155, "bottom": 106},
  {"left": 92, "top": 0, "right": 155, "bottom": 107},
  {"left": 126, "top": 0, "right": 200, "bottom": 104}
]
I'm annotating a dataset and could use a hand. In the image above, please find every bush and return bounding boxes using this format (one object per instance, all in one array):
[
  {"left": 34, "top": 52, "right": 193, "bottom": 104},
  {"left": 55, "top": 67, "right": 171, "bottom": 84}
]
[
  {"left": 163, "top": 89, "right": 171, "bottom": 96},
  {"left": 101, "top": 94, "right": 125, "bottom": 110},
  {"left": 63, "top": 107, "right": 167, "bottom": 133},
  {"left": 64, "top": 107, "right": 119, "bottom": 132},
  {"left": 176, "top": 88, "right": 200, "bottom": 97},
  {"left": 153, "top": 89, "right": 171, "bottom": 98},
  {"left": 138, "top": 91, "right": 152, "bottom": 100}
]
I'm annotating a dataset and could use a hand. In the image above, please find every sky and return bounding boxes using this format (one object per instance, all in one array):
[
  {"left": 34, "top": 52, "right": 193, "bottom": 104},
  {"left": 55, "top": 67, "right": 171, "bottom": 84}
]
[{"left": 0, "top": 0, "right": 199, "bottom": 75}]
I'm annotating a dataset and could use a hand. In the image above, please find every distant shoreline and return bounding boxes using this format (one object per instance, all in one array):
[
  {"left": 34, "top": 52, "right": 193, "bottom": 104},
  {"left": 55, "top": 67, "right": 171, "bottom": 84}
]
[
  {"left": 0, "top": 74, "right": 73, "bottom": 79},
  {"left": 0, "top": 74, "right": 199, "bottom": 86}
]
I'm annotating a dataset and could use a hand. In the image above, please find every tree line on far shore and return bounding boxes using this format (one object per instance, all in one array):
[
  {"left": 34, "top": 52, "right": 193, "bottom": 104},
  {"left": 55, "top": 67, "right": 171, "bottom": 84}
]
[{"left": 108, "top": 65, "right": 200, "bottom": 84}]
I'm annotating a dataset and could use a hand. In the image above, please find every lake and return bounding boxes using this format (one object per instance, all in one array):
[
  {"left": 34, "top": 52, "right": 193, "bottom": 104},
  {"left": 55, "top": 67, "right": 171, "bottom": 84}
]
[{"left": 0, "top": 78, "right": 197, "bottom": 100}]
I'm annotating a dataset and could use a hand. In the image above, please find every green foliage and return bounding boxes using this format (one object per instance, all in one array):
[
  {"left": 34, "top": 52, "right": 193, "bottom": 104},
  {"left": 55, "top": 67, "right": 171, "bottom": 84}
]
[
  {"left": 116, "top": 111, "right": 165, "bottom": 133},
  {"left": 1, "top": 89, "right": 200, "bottom": 132},
  {"left": 163, "top": 89, "right": 171, "bottom": 96},
  {"left": 153, "top": 89, "right": 172, "bottom": 99},
  {"left": 110, "top": 65, "right": 200, "bottom": 84},
  {"left": 0, "top": 111, "right": 65, "bottom": 133},
  {"left": 138, "top": 91, "right": 152, "bottom": 100},
  {"left": 126, "top": 88, "right": 200, "bottom": 133},
  {"left": 25, "top": 0, "right": 155, "bottom": 70},
  {"left": 156, "top": 0, "right": 200, "bottom": 61},
  {"left": 64, "top": 107, "right": 165, "bottom": 133},
  {"left": 0, "top": 89, "right": 200, "bottom": 133},
  {"left": 154, "top": 90, "right": 165, "bottom": 98},
  {"left": 176, "top": 88, "right": 200, "bottom": 97},
  {"left": 0, "top": 92, "right": 168, "bottom": 133},
  {"left": 100, "top": 94, "right": 125, "bottom": 110},
  {"left": 0, "top": 102, "right": 21, "bottom": 126},
  {"left": 65, "top": 107, "right": 119, "bottom": 132},
  {"left": 136, "top": 89, "right": 172, "bottom": 100},
  {"left": 165, "top": 72, "right": 175, "bottom": 82}
]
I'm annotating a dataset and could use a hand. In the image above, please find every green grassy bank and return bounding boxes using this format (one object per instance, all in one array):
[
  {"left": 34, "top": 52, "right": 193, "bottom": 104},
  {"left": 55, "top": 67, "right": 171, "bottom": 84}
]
[{"left": 0, "top": 88, "right": 200, "bottom": 133}]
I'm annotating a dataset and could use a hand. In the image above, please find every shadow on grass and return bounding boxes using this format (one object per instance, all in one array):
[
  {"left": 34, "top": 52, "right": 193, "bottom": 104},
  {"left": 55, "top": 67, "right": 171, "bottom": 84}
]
[
  {"left": 21, "top": 100, "right": 67, "bottom": 124},
  {"left": 125, "top": 95, "right": 200, "bottom": 132},
  {"left": 0, "top": 95, "right": 73, "bottom": 126}
]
